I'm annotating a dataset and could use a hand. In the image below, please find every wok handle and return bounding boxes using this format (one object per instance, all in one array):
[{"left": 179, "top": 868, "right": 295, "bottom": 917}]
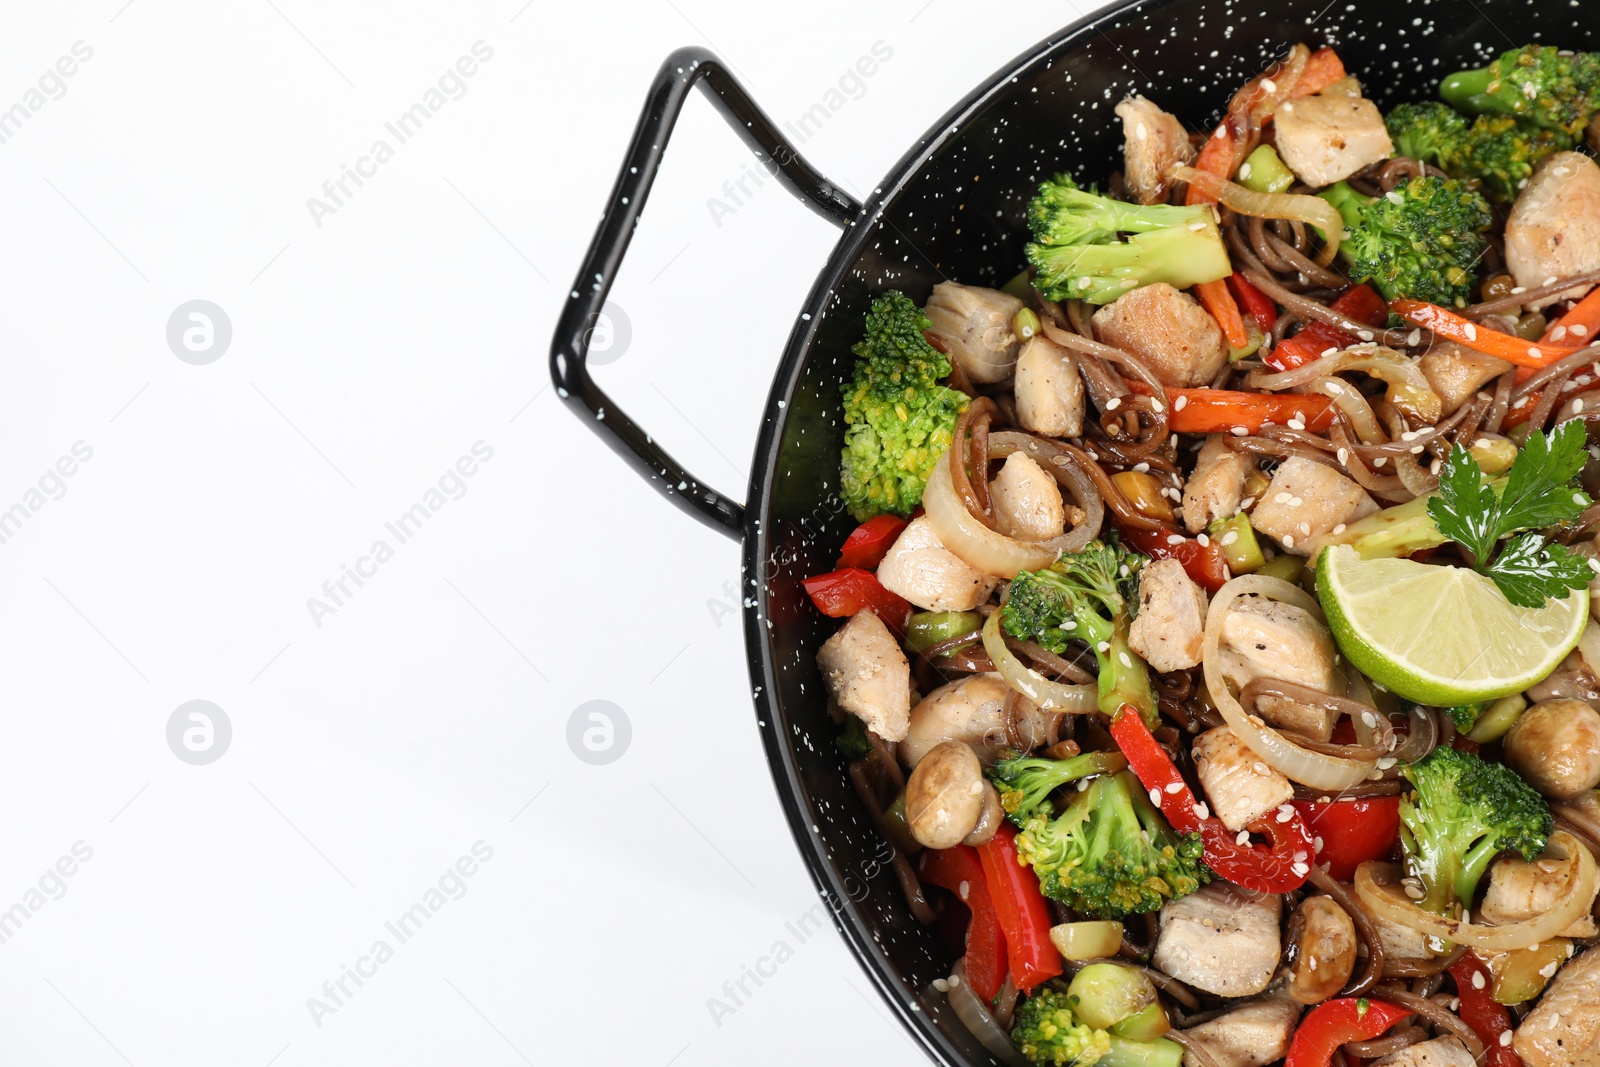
[{"left": 549, "top": 46, "right": 861, "bottom": 541}]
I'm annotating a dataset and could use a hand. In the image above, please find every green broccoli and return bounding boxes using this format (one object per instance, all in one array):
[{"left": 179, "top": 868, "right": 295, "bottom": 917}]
[
  {"left": 988, "top": 749, "right": 1129, "bottom": 825},
  {"left": 1024, "top": 173, "right": 1233, "bottom": 304},
  {"left": 1387, "top": 101, "right": 1574, "bottom": 202},
  {"left": 838, "top": 292, "right": 971, "bottom": 521},
  {"left": 1001, "top": 541, "right": 1155, "bottom": 724},
  {"left": 1320, "top": 176, "right": 1493, "bottom": 308},
  {"left": 1442, "top": 44, "right": 1600, "bottom": 139},
  {"left": 1011, "top": 980, "right": 1185, "bottom": 1067},
  {"left": 1447, "top": 703, "right": 1484, "bottom": 734},
  {"left": 1015, "top": 770, "right": 1208, "bottom": 920},
  {"left": 1399, "top": 746, "right": 1552, "bottom": 918}
]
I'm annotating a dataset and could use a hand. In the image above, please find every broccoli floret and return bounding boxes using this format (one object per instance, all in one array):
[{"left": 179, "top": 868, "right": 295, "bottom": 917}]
[
  {"left": 1320, "top": 176, "right": 1493, "bottom": 308},
  {"left": 1447, "top": 703, "right": 1484, "bottom": 734},
  {"left": 836, "top": 713, "right": 873, "bottom": 759},
  {"left": 1399, "top": 745, "right": 1552, "bottom": 917},
  {"left": 1442, "top": 44, "right": 1600, "bottom": 138},
  {"left": 1011, "top": 984, "right": 1113, "bottom": 1067},
  {"left": 1015, "top": 770, "right": 1208, "bottom": 920},
  {"left": 838, "top": 292, "right": 971, "bottom": 521},
  {"left": 1386, "top": 101, "right": 1573, "bottom": 203},
  {"left": 1024, "top": 173, "right": 1233, "bottom": 305},
  {"left": 988, "top": 749, "right": 1129, "bottom": 825},
  {"left": 1002, "top": 541, "right": 1155, "bottom": 723}
]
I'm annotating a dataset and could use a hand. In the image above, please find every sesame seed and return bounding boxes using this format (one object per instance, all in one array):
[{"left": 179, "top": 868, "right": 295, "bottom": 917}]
[
  {"left": 1374, "top": 457, "right": 1387, "bottom": 467},
  {"left": 1292, "top": 862, "right": 1309, "bottom": 876},
  {"left": 1289, "top": 496, "right": 1303, "bottom": 507},
  {"left": 1288, "top": 418, "right": 1306, "bottom": 430},
  {"left": 1411, "top": 445, "right": 1425, "bottom": 454},
  {"left": 1120, "top": 278, "right": 1138, "bottom": 289},
  {"left": 1232, "top": 425, "right": 1249, "bottom": 436},
  {"left": 1120, "top": 652, "right": 1133, "bottom": 668},
  {"left": 1236, "top": 830, "right": 1250, "bottom": 845},
  {"left": 1465, "top": 323, "right": 1478, "bottom": 342},
  {"left": 1337, "top": 448, "right": 1349, "bottom": 464},
  {"left": 1254, "top": 761, "right": 1271, "bottom": 776},
  {"left": 1576, "top": 399, "right": 1587, "bottom": 415},
  {"left": 1276, "top": 808, "right": 1293, "bottom": 823},
  {"left": 1197, "top": 533, "right": 1211, "bottom": 547},
  {"left": 1166, "top": 782, "right": 1185, "bottom": 794},
  {"left": 1574, "top": 324, "right": 1591, "bottom": 337},
  {"left": 933, "top": 978, "right": 950, "bottom": 992},
  {"left": 1553, "top": 326, "right": 1569, "bottom": 342},
  {"left": 1499, "top": 1033, "right": 1513, "bottom": 1048},
  {"left": 1530, "top": 347, "right": 1543, "bottom": 359},
  {"left": 1133, "top": 461, "right": 1150, "bottom": 473},
  {"left": 1473, "top": 971, "right": 1486, "bottom": 989},
  {"left": 1079, "top": 276, "right": 1092, "bottom": 289},
  {"left": 1241, "top": 496, "right": 1257, "bottom": 509},
  {"left": 1377, "top": 757, "right": 1397, "bottom": 770},
  {"left": 1174, "top": 395, "right": 1188, "bottom": 411},
  {"left": 1362, "top": 711, "right": 1378, "bottom": 727},
  {"left": 1407, "top": 330, "right": 1422, "bottom": 347},
  {"left": 1222, "top": 531, "right": 1239, "bottom": 546},
  {"left": 1577, "top": 493, "right": 1588, "bottom": 506},
  {"left": 1167, "top": 534, "right": 1185, "bottom": 545},
  {"left": 1097, "top": 641, "right": 1111, "bottom": 653},
  {"left": 1332, "top": 523, "right": 1347, "bottom": 535},
  {"left": 1544, "top": 276, "right": 1560, "bottom": 287},
  {"left": 1540, "top": 962, "right": 1560, "bottom": 978},
  {"left": 1239, "top": 162, "right": 1253, "bottom": 179},
  {"left": 1430, "top": 458, "right": 1442, "bottom": 475},
  {"left": 1261, "top": 78, "right": 1277, "bottom": 93},
  {"left": 1283, "top": 534, "right": 1295, "bottom": 548},
  {"left": 1358, "top": 330, "right": 1375, "bottom": 342},
  {"left": 1321, "top": 347, "right": 1340, "bottom": 358},
  {"left": 1314, "top": 836, "right": 1324, "bottom": 853},
  {"left": 1106, "top": 397, "right": 1122, "bottom": 411},
  {"left": 948, "top": 973, "right": 962, "bottom": 988},
  {"left": 1135, "top": 122, "right": 1148, "bottom": 142},
  {"left": 958, "top": 880, "right": 969, "bottom": 901},
  {"left": 1193, "top": 802, "right": 1210, "bottom": 820},
  {"left": 1150, "top": 788, "right": 1164, "bottom": 807},
  {"left": 1404, "top": 882, "right": 1426, "bottom": 900},
  {"left": 1274, "top": 492, "right": 1292, "bottom": 504},
  {"left": 1152, "top": 400, "right": 1165, "bottom": 413},
  {"left": 1385, "top": 191, "right": 1405, "bottom": 205}
]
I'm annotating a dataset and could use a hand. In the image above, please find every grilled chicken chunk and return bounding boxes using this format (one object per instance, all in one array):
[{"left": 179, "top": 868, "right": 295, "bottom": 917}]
[
  {"left": 816, "top": 611, "right": 912, "bottom": 743},
  {"left": 1249, "top": 456, "right": 1378, "bottom": 556},
  {"left": 1014, "top": 335, "right": 1085, "bottom": 438},
  {"left": 1116, "top": 95, "right": 1196, "bottom": 205},
  {"left": 988, "top": 453, "right": 1067, "bottom": 542},
  {"left": 1274, "top": 79, "right": 1395, "bottom": 187},
  {"left": 1505, "top": 153, "right": 1600, "bottom": 309},
  {"left": 1129, "top": 558, "right": 1209, "bottom": 672},
  {"left": 1515, "top": 943, "right": 1600, "bottom": 1067},
  {"left": 1155, "top": 881, "right": 1282, "bottom": 996},
  {"left": 1183, "top": 436, "right": 1254, "bottom": 534},
  {"left": 1218, "top": 595, "right": 1341, "bottom": 741},
  {"left": 923, "top": 282, "right": 1024, "bottom": 384},
  {"left": 1178, "top": 995, "right": 1299, "bottom": 1067},
  {"left": 1093, "top": 283, "right": 1229, "bottom": 388},
  {"left": 1420, "top": 343, "right": 1513, "bottom": 415},
  {"left": 1481, "top": 849, "right": 1600, "bottom": 938},
  {"left": 1374, "top": 1037, "right": 1477, "bottom": 1067},
  {"left": 1192, "top": 726, "right": 1295, "bottom": 831},
  {"left": 876, "top": 516, "right": 998, "bottom": 612},
  {"left": 901, "top": 674, "right": 1050, "bottom": 768},
  {"left": 1526, "top": 635, "right": 1600, "bottom": 705}
]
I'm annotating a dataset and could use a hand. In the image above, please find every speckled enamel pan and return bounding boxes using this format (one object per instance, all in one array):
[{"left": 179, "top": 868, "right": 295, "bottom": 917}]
[{"left": 551, "top": 6, "right": 1597, "bottom": 1062}]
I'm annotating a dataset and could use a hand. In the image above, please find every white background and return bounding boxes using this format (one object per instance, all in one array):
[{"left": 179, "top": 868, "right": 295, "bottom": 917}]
[{"left": 0, "top": 1, "right": 1098, "bottom": 1063}]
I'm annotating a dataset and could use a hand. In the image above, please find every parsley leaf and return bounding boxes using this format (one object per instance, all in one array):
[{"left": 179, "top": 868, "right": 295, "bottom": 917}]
[
  {"left": 1425, "top": 423, "right": 1595, "bottom": 608},
  {"left": 1497, "top": 421, "right": 1591, "bottom": 534},
  {"left": 1481, "top": 534, "right": 1595, "bottom": 609},
  {"left": 1427, "top": 445, "right": 1501, "bottom": 564}
]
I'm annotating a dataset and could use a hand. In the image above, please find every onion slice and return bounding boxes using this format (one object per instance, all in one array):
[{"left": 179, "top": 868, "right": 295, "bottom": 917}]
[
  {"left": 1354, "top": 832, "right": 1598, "bottom": 952},
  {"left": 924, "top": 440, "right": 1102, "bottom": 579},
  {"left": 1203, "top": 575, "right": 1380, "bottom": 790},
  {"left": 982, "top": 612, "right": 1099, "bottom": 714},
  {"left": 1173, "top": 165, "right": 1343, "bottom": 267},
  {"left": 943, "top": 961, "right": 1030, "bottom": 1067},
  {"left": 1248, "top": 346, "right": 1442, "bottom": 425}
]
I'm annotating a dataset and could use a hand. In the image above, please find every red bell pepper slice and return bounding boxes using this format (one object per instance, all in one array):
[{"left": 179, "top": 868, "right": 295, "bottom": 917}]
[
  {"left": 1287, "top": 997, "right": 1414, "bottom": 1067},
  {"left": 802, "top": 569, "right": 911, "bottom": 632},
  {"left": 919, "top": 846, "right": 1007, "bottom": 1004},
  {"left": 1450, "top": 955, "right": 1522, "bottom": 1067},
  {"left": 976, "top": 823, "right": 1062, "bottom": 993},
  {"left": 1228, "top": 273, "right": 1279, "bottom": 334},
  {"left": 1264, "top": 284, "right": 1389, "bottom": 371},
  {"left": 835, "top": 515, "right": 908, "bottom": 570},
  {"left": 1111, "top": 708, "right": 1314, "bottom": 893},
  {"left": 1167, "top": 389, "right": 1338, "bottom": 436},
  {"left": 1116, "top": 523, "right": 1233, "bottom": 592},
  {"left": 1291, "top": 797, "right": 1402, "bottom": 882}
]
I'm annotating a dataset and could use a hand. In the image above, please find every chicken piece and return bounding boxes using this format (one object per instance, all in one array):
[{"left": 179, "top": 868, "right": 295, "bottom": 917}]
[
  {"left": 1527, "top": 626, "right": 1600, "bottom": 704},
  {"left": 1092, "top": 283, "right": 1229, "bottom": 388},
  {"left": 923, "top": 282, "right": 1023, "bottom": 384},
  {"left": 1374, "top": 1037, "right": 1477, "bottom": 1067},
  {"left": 1420, "top": 343, "right": 1513, "bottom": 415},
  {"left": 1218, "top": 596, "right": 1341, "bottom": 741},
  {"left": 1249, "top": 456, "right": 1378, "bottom": 557},
  {"left": 816, "top": 611, "right": 912, "bottom": 743},
  {"left": 1013, "top": 335, "right": 1084, "bottom": 438},
  {"left": 1178, "top": 995, "right": 1299, "bottom": 1067},
  {"left": 876, "top": 516, "right": 998, "bottom": 612},
  {"left": 1183, "top": 436, "right": 1254, "bottom": 533},
  {"left": 1505, "top": 153, "right": 1600, "bottom": 309},
  {"left": 1515, "top": 943, "right": 1600, "bottom": 1067},
  {"left": 1153, "top": 881, "right": 1283, "bottom": 997},
  {"left": 1116, "top": 95, "right": 1196, "bottom": 206},
  {"left": 1129, "top": 559, "right": 1208, "bottom": 672},
  {"left": 1481, "top": 849, "right": 1600, "bottom": 938},
  {"left": 988, "top": 453, "right": 1066, "bottom": 542},
  {"left": 1274, "top": 82, "right": 1395, "bottom": 187},
  {"left": 1504, "top": 698, "right": 1600, "bottom": 801},
  {"left": 901, "top": 674, "right": 1051, "bottom": 768},
  {"left": 1192, "top": 727, "right": 1294, "bottom": 831},
  {"left": 1360, "top": 880, "right": 1437, "bottom": 971}
]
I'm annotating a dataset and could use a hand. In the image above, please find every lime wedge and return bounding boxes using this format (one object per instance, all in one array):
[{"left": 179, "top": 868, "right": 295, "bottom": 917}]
[{"left": 1317, "top": 544, "right": 1589, "bottom": 706}]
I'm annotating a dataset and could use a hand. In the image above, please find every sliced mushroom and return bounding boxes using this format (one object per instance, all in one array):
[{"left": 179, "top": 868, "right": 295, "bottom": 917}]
[
  {"left": 1285, "top": 896, "right": 1358, "bottom": 1004},
  {"left": 1504, "top": 698, "right": 1600, "bottom": 800},
  {"left": 923, "top": 282, "right": 1024, "bottom": 384},
  {"left": 905, "top": 741, "right": 991, "bottom": 849}
]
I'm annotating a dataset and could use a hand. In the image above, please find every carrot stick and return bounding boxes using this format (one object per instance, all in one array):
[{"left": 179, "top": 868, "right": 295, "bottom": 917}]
[
  {"left": 1293, "top": 48, "right": 1347, "bottom": 98},
  {"left": 1543, "top": 287, "right": 1600, "bottom": 346},
  {"left": 1167, "top": 390, "right": 1337, "bottom": 435},
  {"left": 1196, "top": 279, "right": 1250, "bottom": 349},
  {"left": 1391, "top": 299, "right": 1581, "bottom": 369}
]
